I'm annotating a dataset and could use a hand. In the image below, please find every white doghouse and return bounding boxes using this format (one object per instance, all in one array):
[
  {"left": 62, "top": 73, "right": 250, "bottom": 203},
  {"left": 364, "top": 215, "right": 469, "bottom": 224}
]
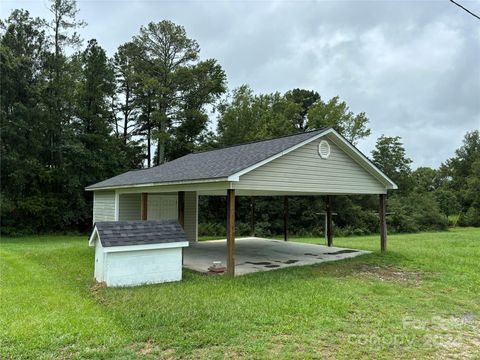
[{"left": 89, "top": 220, "right": 189, "bottom": 287}]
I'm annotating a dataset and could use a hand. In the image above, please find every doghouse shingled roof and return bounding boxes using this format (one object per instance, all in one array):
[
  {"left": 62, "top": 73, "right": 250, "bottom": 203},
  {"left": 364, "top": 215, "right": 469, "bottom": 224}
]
[{"left": 94, "top": 220, "right": 187, "bottom": 247}]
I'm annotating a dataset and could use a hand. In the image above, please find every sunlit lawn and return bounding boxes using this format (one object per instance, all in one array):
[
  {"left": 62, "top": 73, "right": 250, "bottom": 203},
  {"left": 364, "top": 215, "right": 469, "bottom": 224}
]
[{"left": 1, "top": 228, "right": 479, "bottom": 359}]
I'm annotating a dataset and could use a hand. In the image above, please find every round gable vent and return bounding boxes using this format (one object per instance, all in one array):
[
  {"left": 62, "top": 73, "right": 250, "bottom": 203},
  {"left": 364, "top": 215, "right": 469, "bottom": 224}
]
[{"left": 318, "top": 140, "right": 331, "bottom": 159}]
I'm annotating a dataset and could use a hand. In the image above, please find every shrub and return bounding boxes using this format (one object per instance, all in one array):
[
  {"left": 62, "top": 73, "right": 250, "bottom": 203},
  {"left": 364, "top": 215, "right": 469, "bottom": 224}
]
[
  {"left": 198, "top": 222, "right": 252, "bottom": 237},
  {"left": 254, "top": 221, "right": 272, "bottom": 237},
  {"left": 448, "top": 214, "right": 460, "bottom": 227},
  {"left": 387, "top": 193, "right": 448, "bottom": 233},
  {"left": 198, "top": 222, "right": 226, "bottom": 237},
  {"left": 459, "top": 207, "right": 480, "bottom": 227},
  {"left": 236, "top": 222, "right": 251, "bottom": 237}
]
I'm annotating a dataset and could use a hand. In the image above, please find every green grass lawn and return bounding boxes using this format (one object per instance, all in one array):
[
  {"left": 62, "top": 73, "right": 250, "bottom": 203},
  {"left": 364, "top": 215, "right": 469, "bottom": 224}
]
[{"left": 1, "top": 229, "right": 479, "bottom": 359}]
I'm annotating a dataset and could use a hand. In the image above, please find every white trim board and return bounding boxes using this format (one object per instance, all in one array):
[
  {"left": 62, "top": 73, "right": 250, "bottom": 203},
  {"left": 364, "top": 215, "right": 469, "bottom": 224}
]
[
  {"left": 88, "top": 227, "right": 98, "bottom": 246},
  {"left": 86, "top": 177, "right": 230, "bottom": 192},
  {"left": 114, "top": 191, "right": 120, "bottom": 221},
  {"left": 104, "top": 241, "right": 189, "bottom": 253}
]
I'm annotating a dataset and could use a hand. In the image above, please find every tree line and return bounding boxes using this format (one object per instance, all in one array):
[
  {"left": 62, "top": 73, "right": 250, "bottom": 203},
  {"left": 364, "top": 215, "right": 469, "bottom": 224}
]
[{"left": 1, "top": 0, "right": 479, "bottom": 236}]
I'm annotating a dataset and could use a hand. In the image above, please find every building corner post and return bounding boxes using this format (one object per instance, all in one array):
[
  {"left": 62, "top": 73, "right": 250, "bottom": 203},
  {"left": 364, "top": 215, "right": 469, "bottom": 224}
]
[
  {"left": 380, "top": 193, "right": 387, "bottom": 252},
  {"left": 284, "top": 196, "right": 289, "bottom": 241},
  {"left": 227, "top": 189, "right": 236, "bottom": 276},
  {"left": 178, "top": 191, "right": 185, "bottom": 228},
  {"left": 326, "top": 195, "right": 333, "bottom": 247},
  {"left": 250, "top": 196, "right": 256, "bottom": 237},
  {"left": 141, "top": 193, "right": 148, "bottom": 220}
]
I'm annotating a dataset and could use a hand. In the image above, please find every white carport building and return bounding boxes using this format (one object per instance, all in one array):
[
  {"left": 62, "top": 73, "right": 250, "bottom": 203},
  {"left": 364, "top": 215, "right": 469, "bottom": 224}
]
[{"left": 86, "top": 128, "right": 397, "bottom": 276}]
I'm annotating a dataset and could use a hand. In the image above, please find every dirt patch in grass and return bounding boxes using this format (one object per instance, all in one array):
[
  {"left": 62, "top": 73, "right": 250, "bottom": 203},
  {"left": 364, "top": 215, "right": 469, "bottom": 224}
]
[
  {"left": 268, "top": 334, "right": 292, "bottom": 356},
  {"left": 316, "top": 263, "right": 424, "bottom": 284},
  {"left": 89, "top": 281, "right": 106, "bottom": 292},
  {"left": 267, "top": 333, "right": 338, "bottom": 358},
  {"left": 59, "top": 344, "right": 79, "bottom": 359},
  {"left": 138, "top": 340, "right": 156, "bottom": 356},
  {"left": 128, "top": 340, "right": 176, "bottom": 359},
  {"left": 222, "top": 349, "right": 244, "bottom": 359},
  {"left": 186, "top": 345, "right": 244, "bottom": 359},
  {"left": 89, "top": 282, "right": 110, "bottom": 304},
  {"left": 355, "top": 264, "right": 423, "bottom": 284}
]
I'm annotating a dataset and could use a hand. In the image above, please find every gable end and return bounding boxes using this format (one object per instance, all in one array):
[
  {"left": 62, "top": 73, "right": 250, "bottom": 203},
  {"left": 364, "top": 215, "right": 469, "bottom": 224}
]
[{"left": 233, "top": 133, "right": 392, "bottom": 194}]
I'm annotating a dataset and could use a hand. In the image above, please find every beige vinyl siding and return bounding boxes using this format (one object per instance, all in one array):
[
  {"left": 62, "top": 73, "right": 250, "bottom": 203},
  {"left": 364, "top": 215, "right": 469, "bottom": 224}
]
[
  {"left": 147, "top": 194, "right": 178, "bottom": 220},
  {"left": 234, "top": 139, "right": 386, "bottom": 194},
  {"left": 93, "top": 191, "right": 116, "bottom": 223},
  {"left": 118, "top": 193, "right": 141, "bottom": 221},
  {"left": 184, "top": 191, "right": 198, "bottom": 242}
]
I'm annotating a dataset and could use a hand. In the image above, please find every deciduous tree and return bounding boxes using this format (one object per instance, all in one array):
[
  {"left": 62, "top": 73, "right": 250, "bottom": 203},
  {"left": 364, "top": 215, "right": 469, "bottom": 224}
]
[
  {"left": 307, "top": 96, "right": 371, "bottom": 144},
  {"left": 217, "top": 85, "right": 297, "bottom": 145},
  {"left": 284, "top": 88, "right": 320, "bottom": 131}
]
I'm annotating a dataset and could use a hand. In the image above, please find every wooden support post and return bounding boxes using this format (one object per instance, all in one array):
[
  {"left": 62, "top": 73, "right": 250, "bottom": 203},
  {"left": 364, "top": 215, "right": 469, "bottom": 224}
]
[
  {"left": 250, "top": 196, "right": 256, "bottom": 237},
  {"left": 227, "top": 189, "right": 236, "bottom": 276},
  {"left": 379, "top": 193, "right": 387, "bottom": 252},
  {"left": 141, "top": 193, "right": 148, "bottom": 220},
  {"left": 283, "top": 196, "right": 289, "bottom": 241},
  {"left": 178, "top": 191, "right": 185, "bottom": 228},
  {"left": 178, "top": 191, "right": 185, "bottom": 265},
  {"left": 326, "top": 195, "right": 333, "bottom": 247}
]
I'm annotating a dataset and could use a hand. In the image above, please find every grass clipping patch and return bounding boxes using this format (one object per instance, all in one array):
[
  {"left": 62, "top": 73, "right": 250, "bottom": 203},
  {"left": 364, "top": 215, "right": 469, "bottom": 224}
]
[
  {"left": 354, "top": 264, "right": 423, "bottom": 284},
  {"left": 405, "top": 313, "right": 480, "bottom": 359},
  {"left": 316, "top": 263, "right": 424, "bottom": 285}
]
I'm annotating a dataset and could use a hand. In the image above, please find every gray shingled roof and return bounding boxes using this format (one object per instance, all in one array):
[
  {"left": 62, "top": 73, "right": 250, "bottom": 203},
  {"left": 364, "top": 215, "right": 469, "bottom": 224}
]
[
  {"left": 86, "top": 128, "right": 328, "bottom": 190},
  {"left": 94, "top": 220, "right": 187, "bottom": 247}
]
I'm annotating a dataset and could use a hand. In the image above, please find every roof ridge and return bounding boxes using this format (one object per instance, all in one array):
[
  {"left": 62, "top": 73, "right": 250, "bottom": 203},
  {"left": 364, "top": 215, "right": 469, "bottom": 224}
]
[
  {"left": 130, "top": 128, "right": 328, "bottom": 172},
  {"left": 191, "top": 128, "right": 328, "bottom": 155}
]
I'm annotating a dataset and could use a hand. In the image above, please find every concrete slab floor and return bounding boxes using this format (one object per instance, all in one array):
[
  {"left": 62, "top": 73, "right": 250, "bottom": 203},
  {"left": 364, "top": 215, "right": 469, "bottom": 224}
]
[{"left": 183, "top": 237, "right": 370, "bottom": 275}]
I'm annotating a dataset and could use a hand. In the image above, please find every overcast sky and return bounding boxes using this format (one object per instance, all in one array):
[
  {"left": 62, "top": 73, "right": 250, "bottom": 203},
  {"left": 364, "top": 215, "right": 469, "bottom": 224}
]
[{"left": 4, "top": 0, "right": 480, "bottom": 168}]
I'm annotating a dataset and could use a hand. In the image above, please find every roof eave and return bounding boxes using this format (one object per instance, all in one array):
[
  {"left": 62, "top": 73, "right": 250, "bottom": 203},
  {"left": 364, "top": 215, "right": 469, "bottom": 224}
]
[{"left": 85, "top": 176, "right": 231, "bottom": 191}]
